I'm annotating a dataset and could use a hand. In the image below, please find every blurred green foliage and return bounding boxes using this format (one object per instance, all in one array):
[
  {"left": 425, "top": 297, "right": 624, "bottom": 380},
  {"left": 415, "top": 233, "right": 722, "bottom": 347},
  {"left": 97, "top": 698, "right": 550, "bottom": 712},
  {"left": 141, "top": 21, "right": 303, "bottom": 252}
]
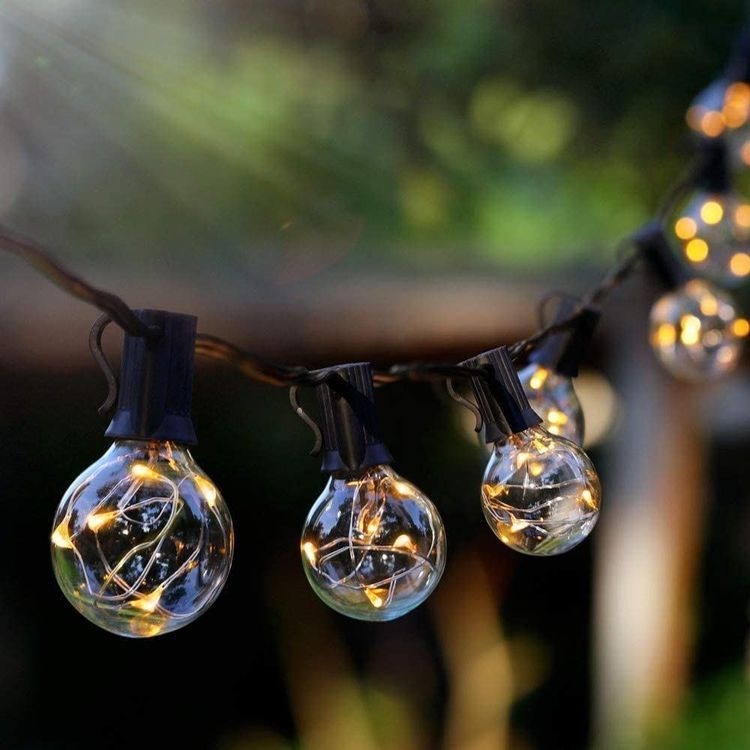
[{"left": 4, "top": 0, "right": 749, "bottom": 270}]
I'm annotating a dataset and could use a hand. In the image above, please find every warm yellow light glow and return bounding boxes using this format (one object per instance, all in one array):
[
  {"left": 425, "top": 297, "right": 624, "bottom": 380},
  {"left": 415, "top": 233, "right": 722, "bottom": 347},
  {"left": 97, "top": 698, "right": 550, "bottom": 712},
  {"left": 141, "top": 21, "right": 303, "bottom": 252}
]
[
  {"left": 528, "top": 367, "right": 549, "bottom": 390},
  {"left": 742, "top": 141, "right": 750, "bottom": 167},
  {"left": 366, "top": 518, "right": 380, "bottom": 536},
  {"left": 581, "top": 489, "right": 597, "bottom": 509},
  {"left": 701, "top": 111, "right": 725, "bottom": 137},
  {"left": 725, "top": 82, "right": 750, "bottom": 104},
  {"left": 302, "top": 541, "right": 318, "bottom": 566},
  {"left": 674, "top": 217, "right": 697, "bottom": 240},
  {"left": 547, "top": 408, "right": 569, "bottom": 426},
  {"left": 130, "top": 619, "right": 163, "bottom": 637},
  {"left": 735, "top": 204, "right": 750, "bottom": 229},
  {"left": 391, "top": 480, "right": 413, "bottom": 496},
  {"left": 393, "top": 534, "right": 416, "bottom": 552},
  {"left": 51, "top": 520, "right": 74, "bottom": 549},
  {"left": 194, "top": 475, "right": 217, "bottom": 507},
  {"left": 732, "top": 318, "right": 750, "bottom": 337},
  {"left": 131, "top": 464, "right": 161, "bottom": 481},
  {"left": 483, "top": 483, "right": 508, "bottom": 499},
  {"left": 680, "top": 315, "right": 702, "bottom": 345},
  {"left": 685, "top": 238, "right": 709, "bottom": 263},
  {"left": 364, "top": 587, "right": 387, "bottom": 608},
  {"left": 699, "top": 294, "right": 718, "bottom": 316},
  {"left": 129, "top": 587, "right": 164, "bottom": 613},
  {"left": 515, "top": 452, "right": 530, "bottom": 468},
  {"left": 86, "top": 510, "right": 118, "bottom": 533},
  {"left": 700, "top": 200, "right": 724, "bottom": 225},
  {"left": 729, "top": 252, "right": 750, "bottom": 277},
  {"left": 509, "top": 517, "right": 529, "bottom": 532},
  {"left": 652, "top": 323, "right": 676, "bottom": 347},
  {"left": 529, "top": 461, "right": 544, "bottom": 477}
]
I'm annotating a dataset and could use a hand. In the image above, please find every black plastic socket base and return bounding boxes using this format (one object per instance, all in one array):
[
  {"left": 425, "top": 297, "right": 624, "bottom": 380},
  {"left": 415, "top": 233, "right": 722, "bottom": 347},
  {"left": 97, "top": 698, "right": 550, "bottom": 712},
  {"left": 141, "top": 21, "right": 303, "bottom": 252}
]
[
  {"left": 634, "top": 221, "right": 693, "bottom": 291},
  {"left": 313, "top": 362, "right": 393, "bottom": 476},
  {"left": 105, "top": 309, "right": 198, "bottom": 445},
  {"left": 461, "top": 346, "right": 541, "bottom": 444},
  {"left": 528, "top": 299, "right": 601, "bottom": 378}
]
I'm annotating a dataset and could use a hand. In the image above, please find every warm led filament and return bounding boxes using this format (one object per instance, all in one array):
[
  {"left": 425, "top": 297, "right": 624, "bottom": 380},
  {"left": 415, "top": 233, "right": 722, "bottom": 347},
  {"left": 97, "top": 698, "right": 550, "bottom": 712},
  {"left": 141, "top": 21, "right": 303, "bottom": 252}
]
[
  {"left": 673, "top": 192, "right": 750, "bottom": 284},
  {"left": 301, "top": 464, "right": 446, "bottom": 621},
  {"left": 518, "top": 363, "right": 584, "bottom": 445},
  {"left": 649, "top": 279, "right": 748, "bottom": 380},
  {"left": 51, "top": 440, "right": 234, "bottom": 638},
  {"left": 481, "top": 426, "right": 601, "bottom": 556}
]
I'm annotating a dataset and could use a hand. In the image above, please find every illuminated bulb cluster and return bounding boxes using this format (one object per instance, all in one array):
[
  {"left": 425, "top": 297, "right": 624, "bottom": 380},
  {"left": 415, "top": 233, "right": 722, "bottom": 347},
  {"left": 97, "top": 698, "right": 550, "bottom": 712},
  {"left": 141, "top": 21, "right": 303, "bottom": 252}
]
[
  {"left": 673, "top": 193, "right": 750, "bottom": 284},
  {"left": 481, "top": 426, "right": 600, "bottom": 556},
  {"left": 51, "top": 440, "right": 233, "bottom": 638},
  {"left": 650, "top": 279, "right": 749, "bottom": 380},
  {"left": 518, "top": 363, "right": 584, "bottom": 445},
  {"left": 300, "top": 464, "right": 446, "bottom": 621},
  {"left": 687, "top": 81, "right": 750, "bottom": 140}
]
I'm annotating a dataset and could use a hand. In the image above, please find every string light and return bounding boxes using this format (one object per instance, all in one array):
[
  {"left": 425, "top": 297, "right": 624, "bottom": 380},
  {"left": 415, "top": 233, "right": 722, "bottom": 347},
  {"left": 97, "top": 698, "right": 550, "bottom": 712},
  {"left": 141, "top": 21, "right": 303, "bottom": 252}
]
[
  {"left": 0, "top": 19, "right": 748, "bottom": 632},
  {"left": 518, "top": 301, "right": 600, "bottom": 446},
  {"left": 636, "top": 222, "right": 748, "bottom": 381},
  {"left": 295, "top": 364, "right": 446, "bottom": 620},
  {"left": 51, "top": 310, "right": 234, "bottom": 637},
  {"left": 457, "top": 347, "right": 601, "bottom": 556}
]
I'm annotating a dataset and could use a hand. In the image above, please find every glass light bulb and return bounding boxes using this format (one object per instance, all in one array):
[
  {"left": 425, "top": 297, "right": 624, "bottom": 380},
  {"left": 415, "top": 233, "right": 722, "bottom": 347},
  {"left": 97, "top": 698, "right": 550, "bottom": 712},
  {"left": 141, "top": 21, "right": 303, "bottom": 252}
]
[
  {"left": 649, "top": 279, "right": 748, "bottom": 381},
  {"left": 481, "top": 426, "right": 600, "bottom": 556},
  {"left": 51, "top": 440, "right": 234, "bottom": 638},
  {"left": 686, "top": 80, "right": 750, "bottom": 137},
  {"left": 300, "top": 464, "right": 446, "bottom": 621},
  {"left": 518, "top": 363, "right": 584, "bottom": 445},
  {"left": 673, "top": 191, "right": 750, "bottom": 285}
]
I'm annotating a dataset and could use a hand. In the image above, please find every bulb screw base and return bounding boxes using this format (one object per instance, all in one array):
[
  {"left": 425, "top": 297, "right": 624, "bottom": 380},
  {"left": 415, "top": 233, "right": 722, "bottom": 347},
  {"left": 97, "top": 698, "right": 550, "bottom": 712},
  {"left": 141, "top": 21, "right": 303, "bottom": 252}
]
[
  {"left": 313, "top": 362, "right": 393, "bottom": 475},
  {"left": 528, "top": 299, "right": 601, "bottom": 378},
  {"left": 461, "top": 346, "right": 541, "bottom": 444},
  {"left": 634, "top": 221, "right": 693, "bottom": 290},
  {"left": 105, "top": 309, "right": 198, "bottom": 445}
]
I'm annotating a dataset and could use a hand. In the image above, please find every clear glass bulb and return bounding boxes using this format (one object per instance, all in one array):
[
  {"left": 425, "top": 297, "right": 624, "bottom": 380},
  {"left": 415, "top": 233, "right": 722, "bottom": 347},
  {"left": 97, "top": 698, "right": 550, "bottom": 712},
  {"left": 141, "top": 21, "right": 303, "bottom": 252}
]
[
  {"left": 300, "top": 464, "right": 446, "bottom": 621},
  {"left": 673, "top": 191, "right": 750, "bottom": 285},
  {"left": 518, "top": 362, "right": 584, "bottom": 445},
  {"left": 481, "top": 426, "right": 600, "bottom": 556},
  {"left": 649, "top": 279, "right": 748, "bottom": 381},
  {"left": 51, "top": 440, "right": 234, "bottom": 638}
]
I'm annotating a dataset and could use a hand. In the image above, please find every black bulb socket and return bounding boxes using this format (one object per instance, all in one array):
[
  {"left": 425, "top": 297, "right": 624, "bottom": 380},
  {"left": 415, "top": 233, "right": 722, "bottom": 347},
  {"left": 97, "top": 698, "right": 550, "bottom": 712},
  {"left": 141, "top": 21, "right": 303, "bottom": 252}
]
[
  {"left": 313, "top": 362, "right": 393, "bottom": 476},
  {"left": 634, "top": 221, "right": 694, "bottom": 291},
  {"left": 461, "top": 346, "right": 542, "bottom": 444},
  {"left": 528, "top": 298, "right": 601, "bottom": 378},
  {"left": 105, "top": 309, "right": 198, "bottom": 445}
]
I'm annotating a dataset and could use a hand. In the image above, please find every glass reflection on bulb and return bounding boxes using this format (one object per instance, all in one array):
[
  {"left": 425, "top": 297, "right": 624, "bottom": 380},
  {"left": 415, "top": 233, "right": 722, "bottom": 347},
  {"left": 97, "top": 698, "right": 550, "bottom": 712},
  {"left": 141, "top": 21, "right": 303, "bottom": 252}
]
[
  {"left": 51, "top": 440, "right": 234, "bottom": 638},
  {"left": 481, "top": 426, "right": 600, "bottom": 556},
  {"left": 673, "top": 191, "right": 750, "bottom": 285},
  {"left": 301, "top": 464, "right": 446, "bottom": 621},
  {"left": 649, "top": 279, "right": 748, "bottom": 381},
  {"left": 518, "top": 363, "right": 584, "bottom": 445}
]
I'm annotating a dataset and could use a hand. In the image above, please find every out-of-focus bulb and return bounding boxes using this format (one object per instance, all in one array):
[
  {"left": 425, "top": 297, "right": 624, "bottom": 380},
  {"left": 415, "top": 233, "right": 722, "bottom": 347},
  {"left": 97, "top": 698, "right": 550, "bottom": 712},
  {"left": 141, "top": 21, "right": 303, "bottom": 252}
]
[
  {"left": 649, "top": 279, "right": 748, "bottom": 380},
  {"left": 518, "top": 363, "right": 584, "bottom": 445},
  {"left": 300, "top": 464, "right": 446, "bottom": 621},
  {"left": 686, "top": 80, "right": 750, "bottom": 138},
  {"left": 673, "top": 191, "right": 750, "bottom": 284},
  {"left": 51, "top": 439, "right": 234, "bottom": 638},
  {"left": 481, "top": 426, "right": 600, "bottom": 556}
]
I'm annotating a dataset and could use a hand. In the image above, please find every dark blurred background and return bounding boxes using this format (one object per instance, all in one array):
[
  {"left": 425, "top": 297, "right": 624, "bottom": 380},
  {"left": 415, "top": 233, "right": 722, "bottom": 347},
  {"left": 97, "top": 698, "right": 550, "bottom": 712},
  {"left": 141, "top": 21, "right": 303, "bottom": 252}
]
[{"left": 0, "top": 1, "right": 749, "bottom": 749}]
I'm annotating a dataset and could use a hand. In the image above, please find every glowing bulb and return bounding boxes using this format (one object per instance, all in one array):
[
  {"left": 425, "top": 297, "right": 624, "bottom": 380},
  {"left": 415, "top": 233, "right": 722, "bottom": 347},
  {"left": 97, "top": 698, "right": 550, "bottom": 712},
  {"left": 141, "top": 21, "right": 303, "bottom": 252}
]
[
  {"left": 649, "top": 279, "right": 746, "bottom": 380},
  {"left": 300, "top": 464, "right": 446, "bottom": 621},
  {"left": 686, "top": 78, "right": 750, "bottom": 137},
  {"left": 519, "top": 362, "right": 585, "bottom": 445},
  {"left": 50, "top": 440, "right": 234, "bottom": 638},
  {"left": 673, "top": 191, "right": 750, "bottom": 285},
  {"left": 481, "top": 426, "right": 600, "bottom": 556}
]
